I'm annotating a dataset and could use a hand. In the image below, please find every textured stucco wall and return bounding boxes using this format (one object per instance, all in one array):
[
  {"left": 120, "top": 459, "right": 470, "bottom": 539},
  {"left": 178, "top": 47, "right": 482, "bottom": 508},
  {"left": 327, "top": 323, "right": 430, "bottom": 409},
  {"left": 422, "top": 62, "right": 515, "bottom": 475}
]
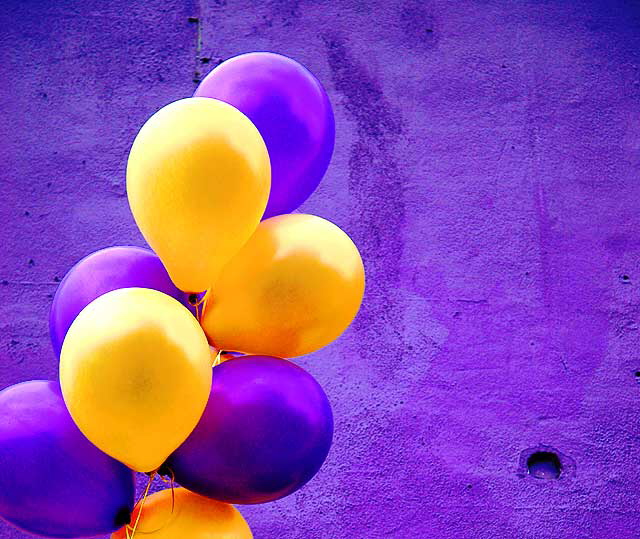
[{"left": 2, "top": 1, "right": 640, "bottom": 538}]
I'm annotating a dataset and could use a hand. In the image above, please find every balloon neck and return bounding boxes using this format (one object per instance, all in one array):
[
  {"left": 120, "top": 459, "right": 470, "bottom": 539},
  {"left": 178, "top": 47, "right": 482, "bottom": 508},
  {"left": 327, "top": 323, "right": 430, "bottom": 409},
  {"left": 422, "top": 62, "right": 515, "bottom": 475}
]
[
  {"left": 125, "top": 470, "right": 157, "bottom": 539},
  {"left": 188, "top": 290, "right": 210, "bottom": 320},
  {"left": 157, "top": 463, "right": 172, "bottom": 478}
]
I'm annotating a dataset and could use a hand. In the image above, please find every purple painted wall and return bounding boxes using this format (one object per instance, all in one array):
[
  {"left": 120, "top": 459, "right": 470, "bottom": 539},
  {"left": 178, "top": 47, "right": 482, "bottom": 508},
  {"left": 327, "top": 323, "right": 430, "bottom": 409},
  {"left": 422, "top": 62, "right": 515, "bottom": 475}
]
[{"left": 1, "top": 0, "right": 640, "bottom": 537}]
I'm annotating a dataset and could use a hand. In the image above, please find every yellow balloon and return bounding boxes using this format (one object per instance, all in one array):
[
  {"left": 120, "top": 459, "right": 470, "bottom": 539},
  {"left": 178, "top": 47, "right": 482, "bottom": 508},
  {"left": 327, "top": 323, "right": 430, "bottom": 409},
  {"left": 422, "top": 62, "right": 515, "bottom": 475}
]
[
  {"left": 127, "top": 97, "right": 271, "bottom": 293},
  {"left": 202, "top": 214, "right": 365, "bottom": 358},
  {"left": 111, "top": 488, "right": 252, "bottom": 539},
  {"left": 60, "top": 288, "right": 212, "bottom": 473}
]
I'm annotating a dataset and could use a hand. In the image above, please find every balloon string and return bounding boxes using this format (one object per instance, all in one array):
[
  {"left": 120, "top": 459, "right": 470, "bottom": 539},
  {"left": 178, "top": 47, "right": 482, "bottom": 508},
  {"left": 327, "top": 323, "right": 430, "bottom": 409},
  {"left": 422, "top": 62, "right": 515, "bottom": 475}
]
[
  {"left": 200, "top": 290, "right": 210, "bottom": 322},
  {"left": 132, "top": 468, "right": 177, "bottom": 535},
  {"left": 125, "top": 471, "right": 156, "bottom": 539},
  {"left": 190, "top": 290, "right": 209, "bottom": 322},
  {"left": 212, "top": 348, "right": 222, "bottom": 367}
]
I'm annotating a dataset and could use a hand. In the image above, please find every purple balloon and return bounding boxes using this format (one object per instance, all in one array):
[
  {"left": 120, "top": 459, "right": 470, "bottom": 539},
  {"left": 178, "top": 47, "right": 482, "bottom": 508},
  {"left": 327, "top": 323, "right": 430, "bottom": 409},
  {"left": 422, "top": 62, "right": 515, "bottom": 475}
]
[
  {"left": 50, "top": 246, "right": 190, "bottom": 358},
  {"left": 194, "top": 52, "right": 335, "bottom": 218},
  {"left": 164, "top": 356, "right": 333, "bottom": 504},
  {"left": 0, "top": 381, "right": 135, "bottom": 538}
]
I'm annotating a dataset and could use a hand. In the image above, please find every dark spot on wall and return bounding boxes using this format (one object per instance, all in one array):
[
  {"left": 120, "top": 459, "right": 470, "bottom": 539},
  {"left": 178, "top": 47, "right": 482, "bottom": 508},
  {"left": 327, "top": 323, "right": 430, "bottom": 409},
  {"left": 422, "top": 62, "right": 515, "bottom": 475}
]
[
  {"left": 273, "top": 0, "right": 300, "bottom": 26},
  {"left": 53, "top": 276, "right": 60, "bottom": 282},
  {"left": 400, "top": 0, "right": 438, "bottom": 50},
  {"left": 612, "top": 311, "right": 638, "bottom": 336},
  {"left": 324, "top": 40, "right": 402, "bottom": 139},
  {"left": 620, "top": 274, "right": 631, "bottom": 283},
  {"left": 634, "top": 370, "right": 640, "bottom": 380},
  {"left": 188, "top": 16, "right": 199, "bottom": 23},
  {"left": 323, "top": 33, "right": 407, "bottom": 363},
  {"left": 23, "top": 211, "right": 30, "bottom": 216},
  {"left": 28, "top": 259, "right": 35, "bottom": 267}
]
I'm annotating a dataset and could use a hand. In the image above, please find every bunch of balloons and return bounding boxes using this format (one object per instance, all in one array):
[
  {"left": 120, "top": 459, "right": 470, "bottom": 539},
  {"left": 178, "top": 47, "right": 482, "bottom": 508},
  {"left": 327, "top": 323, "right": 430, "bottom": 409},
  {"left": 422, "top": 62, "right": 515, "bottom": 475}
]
[{"left": 0, "top": 52, "right": 364, "bottom": 538}]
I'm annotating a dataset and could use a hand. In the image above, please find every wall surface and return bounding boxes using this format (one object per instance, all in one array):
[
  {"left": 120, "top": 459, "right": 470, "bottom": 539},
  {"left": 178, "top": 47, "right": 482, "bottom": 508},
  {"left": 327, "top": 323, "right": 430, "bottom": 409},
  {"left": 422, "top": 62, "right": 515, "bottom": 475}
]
[{"left": 1, "top": 0, "right": 640, "bottom": 537}]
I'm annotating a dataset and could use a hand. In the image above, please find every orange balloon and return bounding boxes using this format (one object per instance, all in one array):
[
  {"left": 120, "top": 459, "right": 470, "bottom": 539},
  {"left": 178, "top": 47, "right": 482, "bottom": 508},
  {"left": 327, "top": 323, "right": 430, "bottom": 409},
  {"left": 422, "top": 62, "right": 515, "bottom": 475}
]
[
  {"left": 202, "top": 214, "right": 365, "bottom": 358},
  {"left": 111, "top": 488, "right": 252, "bottom": 539}
]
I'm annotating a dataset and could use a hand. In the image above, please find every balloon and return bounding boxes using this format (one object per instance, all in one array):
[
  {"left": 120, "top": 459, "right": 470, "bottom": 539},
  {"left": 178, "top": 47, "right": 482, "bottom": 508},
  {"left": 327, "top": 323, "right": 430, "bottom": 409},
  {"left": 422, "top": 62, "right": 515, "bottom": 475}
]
[
  {"left": 127, "top": 97, "right": 271, "bottom": 293},
  {"left": 111, "top": 488, "right": 252, "bottom": 539},
  {"left": 195, "top": 52, "right": 335, "bottom": 218},
  {"left": 50, "top": 246, "right": 191, "bottom": 358},
  {"left": 59, "top": 288, "right": 212, "bottom": 473},
  {"left": 164, "top": 356, "right": 333, "bottom": 504},
  {"left": 0, "top": 380, "right": 135, "bottom": 538},
  {"left": 201, "top": 214, "right": 365, "bottom": 358}
]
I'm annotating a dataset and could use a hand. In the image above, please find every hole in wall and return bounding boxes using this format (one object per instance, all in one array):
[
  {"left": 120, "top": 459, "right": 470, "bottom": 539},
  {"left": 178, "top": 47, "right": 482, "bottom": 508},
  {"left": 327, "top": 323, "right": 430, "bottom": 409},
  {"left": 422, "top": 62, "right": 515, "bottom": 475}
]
[
  {"left": 518, "top": 445, "right": 575, "bottom": 480},
  {"left": 527, "top": 451, "right": 562, "bottom": 479}
]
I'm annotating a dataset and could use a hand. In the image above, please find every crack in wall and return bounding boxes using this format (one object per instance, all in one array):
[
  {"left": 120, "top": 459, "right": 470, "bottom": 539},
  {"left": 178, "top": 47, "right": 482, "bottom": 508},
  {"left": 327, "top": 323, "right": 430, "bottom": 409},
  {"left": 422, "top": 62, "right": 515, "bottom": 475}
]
[
  {"left": 188, "top": 15, "right": 203, "bottom": 84},
  {"left": 188, "top": 1, "right": 224, "bottom": 87}
]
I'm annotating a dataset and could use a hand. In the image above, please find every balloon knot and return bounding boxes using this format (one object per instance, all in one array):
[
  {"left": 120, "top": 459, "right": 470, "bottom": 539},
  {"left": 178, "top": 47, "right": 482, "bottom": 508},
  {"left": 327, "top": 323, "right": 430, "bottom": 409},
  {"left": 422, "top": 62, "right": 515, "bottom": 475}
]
[{"left": 158, "top": 463, "right": 172, "bottom": 478}]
